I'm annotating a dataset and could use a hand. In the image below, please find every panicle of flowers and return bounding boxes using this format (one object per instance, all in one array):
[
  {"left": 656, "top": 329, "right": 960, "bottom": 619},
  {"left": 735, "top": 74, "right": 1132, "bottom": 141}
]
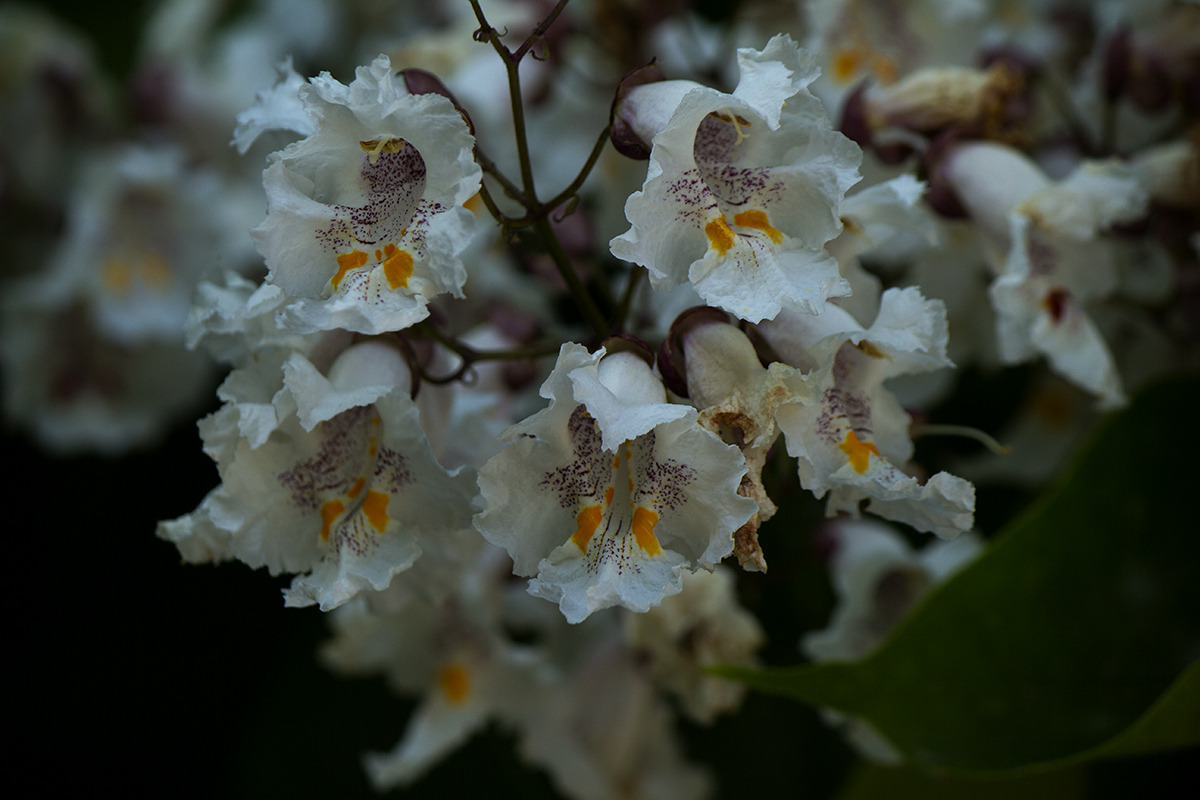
[{"left": 3, "top": 0, "right": 1197, "bottom": 794}]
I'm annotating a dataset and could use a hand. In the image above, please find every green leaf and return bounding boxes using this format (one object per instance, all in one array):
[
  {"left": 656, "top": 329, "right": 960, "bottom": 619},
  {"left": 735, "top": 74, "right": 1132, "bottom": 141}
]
[{"left": 719, "top": 376, "right": 1200, "bottom": 772}]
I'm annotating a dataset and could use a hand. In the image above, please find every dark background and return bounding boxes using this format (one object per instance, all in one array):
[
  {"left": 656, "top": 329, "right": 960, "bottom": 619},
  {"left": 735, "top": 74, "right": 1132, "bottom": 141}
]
[{"left": 6, "top": 1, "right": 1196, "bottom": 796}]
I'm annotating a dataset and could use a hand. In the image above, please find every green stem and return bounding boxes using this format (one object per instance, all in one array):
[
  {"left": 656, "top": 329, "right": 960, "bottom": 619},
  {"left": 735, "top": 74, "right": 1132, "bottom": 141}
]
[
  {"left": 469, "top": 0, "right": 606, "bottom": 338},
  {"left": 535, "top": 216, "right": 610, "bottom": 338},
  {"left": 615, "top": 265, "right": 644, "bottom": 332},
  {"left": 475, "top": 146, "right": 525, "bottom": 202},
  {"left": 543, "top": 121, "right": 613, "bottom": 214},
  {"left": 513, "top": 0, "right": 571, "bottom": 61},
  {"left": 916, "top": 423, "right": 1011, "bottom": 455}
]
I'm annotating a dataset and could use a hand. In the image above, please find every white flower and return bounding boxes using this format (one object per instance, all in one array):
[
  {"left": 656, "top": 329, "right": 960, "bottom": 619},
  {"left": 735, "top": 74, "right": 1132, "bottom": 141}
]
[
  {"left": 248, "top": 55, "right": 481, "bottom": 334},
  {"left": 322, "top": 548, "right": 542, "bottom": 790},
  {"left": 678, "top": 318, "right": 812, "bottom": 571},
  {"left": 828, "top": 174, "right": 938, "bottom": 323},
  {"left": 475, "top": 344, "right": 756, "bottom": 623},
  {"left": 518, "top": 635, "right": 714, "bottom": 800},
  {"left": 760, "top": 288, "right": 976, "bottom": 538},
  {"left": 610, "top": 34, "right": 861, "bottom": 323},
  {"left": 159, "top": 340, "right": 477, "bottom": 610},
  {"left": 624, "top": 566, "right": 764, "bottom": 724},
  {"left": 942, "top": 143, "right": 1149, "bottom": 406},
  {"left": 802, "top": 517, "right": 984, "bottom": 762}
]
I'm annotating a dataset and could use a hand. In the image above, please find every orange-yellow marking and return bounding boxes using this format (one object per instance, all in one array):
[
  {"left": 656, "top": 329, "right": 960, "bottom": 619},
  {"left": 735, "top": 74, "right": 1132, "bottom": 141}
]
[
  {"left": 465, "top": 192, "right": 484, "bottom": 214},
  {"left": 570, "top": 505, "right": 603, "bottom": 550},
  {"left": 613, "top": 453, "right": 620, "bottom": 469},
  {"left": 361, "top": 490, "right": 390, "bottom": 532},
  {"left": 705, "top": 217, "right": 735, "bottom": 255},
  {"left": 604, "top": 487, "right": 614, "bottom": 506},
  {"left": 359, "top": 137, "right": 406, "bottom": 164},
  {"left": 101, "top": 258, "right": 132, "bottom": 294},
  {"left": 831, "top": 47, "right": 865, "bottom": 84},
  {"left": 381, "top": 243, "right": 413, "bottom": 289},
  {"left": 854, "top": 340, "right": 887, "bottom": 359},
  {"left": 438, "top": 663, "right": 470, "bottom": 705},
  {"left": 319, "top": 499, "right": 345, "bottom": 541},
  {"left": 733, "top": 210, "right": 783, "bottom": 244},
  {"left": 346, "top": 477, "right": 366, "bottom": 499},
  {"left": 332, "top": 250, "right": 368, "bottom": 289},
  {"left": 839, "top": 430, "right": 881, "bottom": 474},
  {"left": 631, "top": 507, "right": 662, "bottom": 556}
]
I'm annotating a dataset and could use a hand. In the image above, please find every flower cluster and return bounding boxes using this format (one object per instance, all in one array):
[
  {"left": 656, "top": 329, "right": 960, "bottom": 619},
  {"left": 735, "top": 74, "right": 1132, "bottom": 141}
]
[{"left": 3, "top": 0, "right": 1195, "bottom": 795}]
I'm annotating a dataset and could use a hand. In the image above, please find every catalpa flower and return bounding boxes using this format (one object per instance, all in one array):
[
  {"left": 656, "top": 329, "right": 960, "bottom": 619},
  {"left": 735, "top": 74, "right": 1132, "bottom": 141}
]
[
  {"left": 247, "top": 55, "right": 481, "bottom": 334},
  {"left": 159, "top": 340, "right": 477, "bottom": 610},
  {"left": 475, "top": 344, "right": 756, "bottom": 624},
  {"left": 760, "top": 288, "right": 975, "bottom": 538},
  {"left": 941, "top": 142, "right": 1149, "bottom": 406},
  {"left": 322, "top": 550, "right": 544, "bottom": 790},
  {"left": 610, "top": 34, "right": 861, "bottom": 323},
  {"left": 802, "top": 517, "right": 984, "bottom": 763},
  {"left": 624, "top": 566, "right": 764, "bottom": 724}
]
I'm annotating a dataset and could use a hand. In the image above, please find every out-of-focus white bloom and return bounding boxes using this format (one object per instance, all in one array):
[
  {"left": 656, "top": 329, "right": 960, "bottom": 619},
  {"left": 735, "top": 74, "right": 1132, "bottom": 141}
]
[
  {"left": 159, "top": 340, "right": 477, "bottom": 610},
  {"left": 476, "top": 344, "right": 756, "bottom": 623},
  {"left": 804, "top": 0, "right": 990, "bottom": 115},
  {"left": 518, "top": 635, "right": 714, "bottom": 800},
  {"left": 0, "top": 144, "right": 257, "bottom": 453},
  {"left": 942, "top": 142, "right": 1149, "bottom": 406},
  {"left": 37, "top": 145, "right": 258, "bottom": 344},
  {"left": 0, "top": 303, "right": 213, "bottom": 454},
  {"left": 245, "top": 55, "right": 481, "bottom": 334},
  {"left": 625, "top": 566, "right": 764, "bottom": 724},
  {"left": 761, "top": 288, "right": 976, "bottom": 538},
  {"left": 0, "top": 5, "right": 112, "bottom": 209},
  {"left": 802, "top": 517, "right": 984, "bottom": 762},
  {"left": 611, "top": 34, "right": 861, "bottom": 323},
  {"left": 322, "top": 547, "right": 543, "bottom": 790},
  {"left": 141, "top": 0, "right": 341, "bottom": 163}
]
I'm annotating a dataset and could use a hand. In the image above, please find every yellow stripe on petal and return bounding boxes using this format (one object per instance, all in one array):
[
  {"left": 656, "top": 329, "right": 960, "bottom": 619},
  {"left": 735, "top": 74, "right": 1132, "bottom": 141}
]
[
  {"left": 332, "top": 250, "right": 368, "bottom": 289},
  {"left": 632, "top": 507, "right": 661, "bottom": 556},
  {"left": 733, "top": 210, "right": 783, "bottom": 244},
  {"left": 839, "top": 430, "right": 881, "bottom": 474},
  {"left": 346, "top": 477, "right": 366, "bottom": 499},
  {"left": 381, "top": 243, "right": 413, "bottom": 289},
  {"left": 361, "top": 490, "right": 390, "bottom": 532},
  {"left": 831, "top": 47, "right": 864, "bottom": 84},
  {"left": 438, "top": 663, "right": 470, "bottom": 705},
  {"left": 571, "top": 505, "right": 603, "bottom": 551},
  {"left": 705, "top": 217, "right": 736, "bottom": 255},
  {"left": 319, "top": 499, "right": 345, "bottom": 541}
]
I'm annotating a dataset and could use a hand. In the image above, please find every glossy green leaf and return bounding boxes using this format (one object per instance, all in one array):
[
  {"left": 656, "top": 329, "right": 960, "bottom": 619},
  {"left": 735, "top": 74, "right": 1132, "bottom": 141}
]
[{"left": 720, "top": 376, "right": 1200, "bottom": 772}]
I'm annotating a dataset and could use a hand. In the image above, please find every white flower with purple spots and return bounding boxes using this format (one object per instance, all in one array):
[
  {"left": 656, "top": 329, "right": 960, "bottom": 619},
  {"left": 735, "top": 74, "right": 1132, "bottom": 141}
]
[
  {"left": 247, "top": 55, "right": 481, "bottom": 334},
  {"left": 610, "top": 34, "right": 861, "bottom": 323},
  {"left": 760, "top": 288, "right": 975, "bottom": 538},
  {"left": 475, "top": 344, "right": 756, "bottom": 624},
  {"left": 159, "top": 340, "right": 477, "bottom": 610}
]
